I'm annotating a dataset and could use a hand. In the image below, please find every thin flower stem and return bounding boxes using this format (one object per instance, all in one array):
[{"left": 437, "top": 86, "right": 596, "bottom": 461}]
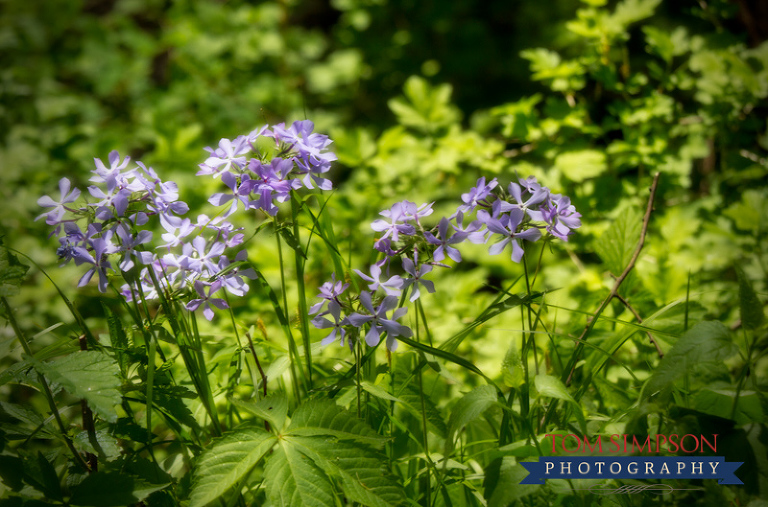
[
  {"left": 273, "top": 216, "right": 304, "bottom": 402},
  {"left": 1, "top": 296, "right": 91, "bottom": 472},
  {"left": 290, "top": 191, "right": 313, "bottom": 388}
]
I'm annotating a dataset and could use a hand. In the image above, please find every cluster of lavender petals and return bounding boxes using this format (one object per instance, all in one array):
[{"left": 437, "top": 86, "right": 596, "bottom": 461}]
[
  {"left": 198, "top": 120, "right": 337, "bottom": 217},
  {"left": 311, "top": 175, "right": 580, "bottom": 351},
  {"left": 39, "top": 121, "right": 335, "bottom": 321}
]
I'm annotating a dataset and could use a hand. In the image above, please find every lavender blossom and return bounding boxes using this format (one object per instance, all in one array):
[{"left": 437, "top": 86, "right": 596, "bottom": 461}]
[{"left": 346, "top": 291, "right": 411, "bottom": 351}]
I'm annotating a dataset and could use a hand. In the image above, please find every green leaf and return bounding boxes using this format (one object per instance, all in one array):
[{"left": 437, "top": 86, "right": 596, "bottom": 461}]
[
  {"left": 643, "top": 321, "right": 739, "bottom": 401},
  {"left": 446, "top": 385, "right": 498, "bottom": 447},
  {"left": 288, "top": 399, "right": 387, "bottom": 447},
  {"left": 19, "top": 451, "right": 62, "bottom": 501},
  {"left": 264, "top": 441, "right": 336, "bottom": 507},
  {"left": 693, "top": 388, "right": 765, "bottom": 425},
  {"left": 189, "top": 428, "right": 278, "bottom": 507},
  {"left": 388, "top": 76, "right": 461, "bottom": 131},
  {"left": 555, "top": 149, "right": 607, "bottom": 182},
  {"left": 103, "top": 303, "right": 130, "bottom": 375},
  {"left": 35, "top": 351, "right": 121, "bottom": 423},
  {"left": 594, "top": 206, "right": 643, "bottom": 276},
  {"left": 259, "top": 399, "right": 406, "bottom": 507},
  {"left": 737, "top": 268, "right": 765, "bottom": 330},
  {"left": 69, "top": 471, "right": 169, "bottom": 506},
  {"left": 277, "top": 226, "right": 307, "bottom": 259},
  {"left": 399, "top": 383, "right": 448, "bottom": 439},
  {"left": 231, "top": 394, "right": 289, "bottom": 431},
  {"left": 533, "top": 374, "right": 586, "bottom": 433},
  {"left": 0, "top": 246, "right": 29, "bottom": 297}
]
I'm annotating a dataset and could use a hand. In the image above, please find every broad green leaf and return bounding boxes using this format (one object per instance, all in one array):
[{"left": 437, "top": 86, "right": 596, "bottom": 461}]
[
  {"left": 231, "top": 394, "right": 289, "bottom": 430},
  {"left": 261, "top": 399, "right": 406, "bottom": 507},
  {"left": 737, "top": 268, "right": 765, "bottom": 330},
  {"left": 446, "top": 385, "right": 498, "bottom": 446},
  {"left": 0, "top": 246, "right": 28, "bottom": 297},
  {"left": 594, "top": 206, "right": 643, "bottom": 276},
  {"left": 288, "top": 399, "right": 387, "bottom": 447},
  {"left": 643, "top": 321, "right": 738, "bottom": 401},
  {"left": 693, "top": 388, "right": 765, "bottom": 425},
  {"left": 74, "top": 429, "right": 121, "bottom": 462},
  {"left": 69, "top": 471, "right": 169, "bottom": 506},
  {"left": 264, "top": 442, "right": 336, "bottom": 507},
  {"left": 189, "top": 428, "right": 277, "bottom": 507},
  {"left": 35, "top": 351, "right": 121, "bottom": 423}
]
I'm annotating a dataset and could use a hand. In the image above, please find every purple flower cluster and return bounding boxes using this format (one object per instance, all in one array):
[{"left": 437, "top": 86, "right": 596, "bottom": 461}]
[
  {"left": 39, "top": 121, "right": 336, "bottom": 322},
  {"left": 312, "top": 175, "right": 580, "bottom": 351},
  {"left": 198, "top": 121, "right": 337, "bottom": 217}
]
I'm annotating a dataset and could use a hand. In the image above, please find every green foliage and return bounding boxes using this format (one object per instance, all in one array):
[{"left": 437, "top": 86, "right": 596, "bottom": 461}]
[
  {"left": 643, "top": 321, "right": 739, "bottom": 402},
  {"left": 190, "top": 399, "right": 405, "bottom": 507},
  {"left": 0, "top": 247, "right": 28, "bottom": 298},
  {"left": 35, "top": 351, "right": 122, "bottom": 424}
]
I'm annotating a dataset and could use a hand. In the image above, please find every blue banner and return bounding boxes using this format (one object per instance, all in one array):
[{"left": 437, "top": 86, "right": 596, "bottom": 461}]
[{"left": 519, "top": 457, "right": 743, "bottom": 485}]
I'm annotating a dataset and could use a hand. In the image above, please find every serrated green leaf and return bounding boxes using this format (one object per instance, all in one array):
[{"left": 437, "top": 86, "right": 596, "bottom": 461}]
[
  {"left": 264, "top": 442, "right": 336, "bottom": 507},
  {"left": 0, "top": 247, "right": 29, "bottom": 297},
  {"left": 189, "top": 428, "right": 277, "bottom": 507},
  {"left": 288, "top": 399, "right": 386, "bottom": 447},
  {"left": 103, "top": 303, "right": 130, "bottom": 375},
  {"left": 35, "top": 351, "right": 121, "bottom": 423},
  {"left": 291, "top": 436, "right": 406, "bottom": 507},
  {"left": 446, "top": 385, "right": 497, "bottom": 447},
  {"left": 737, "top": 268, "right": 765, "bottom": 330},
  {"left": 594, "top": 206, "right": 643, "bottom": 276},
  {"left": 643, "top": 321, "right": 739, "bottom": 401},
  {"left": 74, "top": 429, "right": 122, "bottom": 462},
  {"left": 231, "top": 394, "right": 289, "bottom": 430}
]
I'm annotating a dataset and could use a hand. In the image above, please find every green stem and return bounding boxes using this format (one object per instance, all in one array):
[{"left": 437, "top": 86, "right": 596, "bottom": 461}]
[
  {"left": 1, "top": 296, "right": 91, "bottom": 472},
  {"left": 273, "top": 217, "right": 304, "bottom": 402},
  {"left": 291, "top": 192, "right": 313, "bottom": 388}
]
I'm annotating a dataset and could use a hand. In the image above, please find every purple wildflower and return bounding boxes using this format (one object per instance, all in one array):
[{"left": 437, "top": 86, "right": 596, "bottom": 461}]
[
  {"left": 185, "top": 280, "right": 229, "bottom": 321},
  {"left": 346, "top": 291, "right": 411, "bottom": 351}
]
